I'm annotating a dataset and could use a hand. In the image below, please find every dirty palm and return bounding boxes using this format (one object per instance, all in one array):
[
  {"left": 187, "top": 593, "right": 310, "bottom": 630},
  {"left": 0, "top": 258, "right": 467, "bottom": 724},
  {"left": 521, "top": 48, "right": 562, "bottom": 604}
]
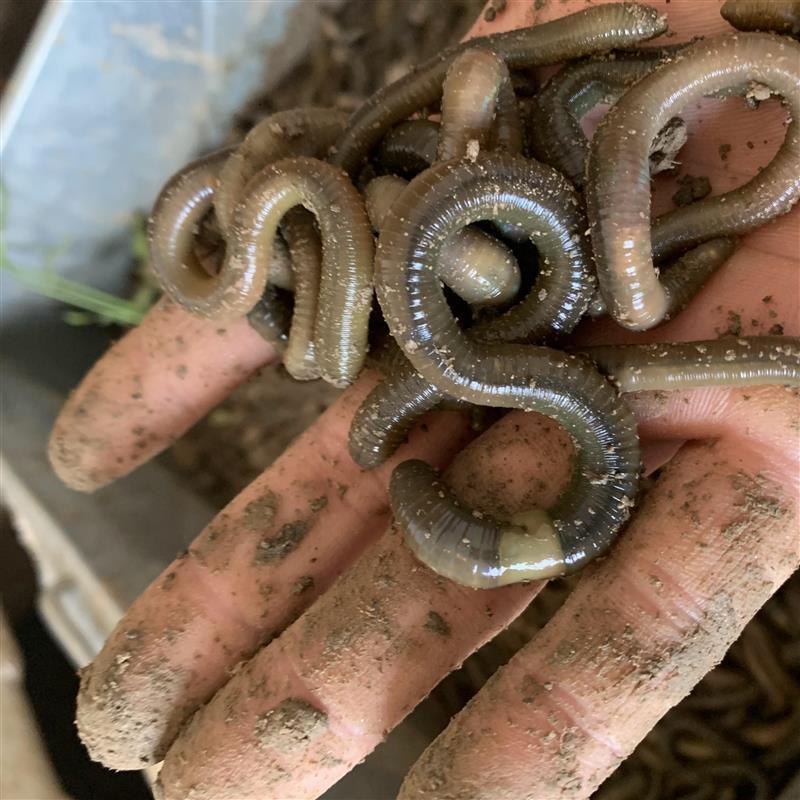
[{"left": 49, "top": 1, "right": 800, "bottom": 799}]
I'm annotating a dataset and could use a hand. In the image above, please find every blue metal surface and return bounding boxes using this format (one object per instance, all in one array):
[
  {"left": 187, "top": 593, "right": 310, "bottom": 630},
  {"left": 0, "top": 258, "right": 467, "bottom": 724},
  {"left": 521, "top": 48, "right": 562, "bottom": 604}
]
[{"left": 1, "top": 0, "right": 301, "bottom": 320}]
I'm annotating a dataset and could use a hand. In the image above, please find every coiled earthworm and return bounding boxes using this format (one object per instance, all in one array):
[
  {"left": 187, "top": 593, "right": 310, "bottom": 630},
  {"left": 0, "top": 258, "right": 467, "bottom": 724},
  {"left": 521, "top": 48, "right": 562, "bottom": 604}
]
[
  {"left": 373, "top": 153, "right": 636, "bottom": 588},
  {"left": 527, "top": 52, "right": 687, "bottom": 187},
  {"left": 331, "top": 3, "right": 667, "bottom": 174},
  {"left": 158, "top": 155, "right": 373, "bottom": 386},
  {"left": 364, "top": 175, "right": 521, "bottom": 307},
  {"left": 721, "top": 0, "right": 800, "bottom": 36},
  {"left": 586, "top": 33, "right": 800, "bottom": 331},
  {"left": 375, "top": 120, "right": 439, "bottom": 177},
  {"left": 587, "top": 237, "right": 738, "bottom": 318},
  {"left": 375, "top": 335, "right": 799, "bottom": 588},
  {"left": 214, "top": 108, "right": 347, "bottom": 233},
  {"left": 149, "top": 147, "right": 235, "bottom": 314},
  {"left": 581, "top": 336, "right": 800, "bottom": 393}
]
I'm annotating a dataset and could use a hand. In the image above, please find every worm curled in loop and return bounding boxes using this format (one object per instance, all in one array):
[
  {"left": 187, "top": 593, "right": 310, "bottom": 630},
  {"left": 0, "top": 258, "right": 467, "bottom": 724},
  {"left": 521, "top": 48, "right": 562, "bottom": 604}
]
[
  {"left": 372, "top": 153, "right": 638, "bottom": 588},
  {"left": 364, "top": 175, "right": 521, "bottom": 308},
  {"left": 586, "top": 32, "right": 800, "bottom": 330},
  {"left": 215, "top": 108, "right": 348, "bottom": 233}
]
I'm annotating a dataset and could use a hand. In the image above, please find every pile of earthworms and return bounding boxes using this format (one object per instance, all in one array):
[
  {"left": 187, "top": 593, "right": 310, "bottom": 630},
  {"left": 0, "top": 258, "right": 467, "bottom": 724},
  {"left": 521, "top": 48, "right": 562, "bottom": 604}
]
[{"left": 149, "top": 0, "right": 800, "bottom": 589}]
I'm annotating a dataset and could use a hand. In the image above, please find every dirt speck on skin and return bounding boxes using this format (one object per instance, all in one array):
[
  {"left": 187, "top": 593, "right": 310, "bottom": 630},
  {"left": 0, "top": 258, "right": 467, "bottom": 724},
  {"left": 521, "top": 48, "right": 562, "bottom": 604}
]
[
  {"left": 483, "top": 0, "right": 507, "bottom": 22},
  {"left": 309, "top": 495, "right": 328, "bottom": 512},
  {"left": 243, "top": 491, "right": 280, "bottom": 531},
  {"left": 293, "top": 575, "right": 315, "bottom": 595},
  {"left": 254, "top": 698, "right": 328, "bottom": 752},
  {"left": 255, "top": 519, "right": 310, "bottom": 564},
  {"left": 425, "top": 610, "right": 451, "bottom": 637},
  {"left": 718, "top": 143, "right": 732, "bottom": 161},
  {"left": 672, "top": 174, "right": 711, "bottom": 207}
]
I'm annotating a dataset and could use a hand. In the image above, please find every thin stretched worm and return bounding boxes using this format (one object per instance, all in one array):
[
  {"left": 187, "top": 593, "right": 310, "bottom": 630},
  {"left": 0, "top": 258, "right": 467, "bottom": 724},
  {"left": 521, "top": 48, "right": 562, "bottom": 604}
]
[
  {"left": 280, "top": 208, "right": 322, "bottom": 381},
  {"left": 331, "top": 3, "right": 668, "bottom": 174},
  {"left": 373, "top": 154, "right": 636, "bottom": 588},
  {"left": 586, "top": 33, "right": 800, "bottom": 330},
  {"left": 364, "top": 175, "right": 521, "bottom": 308},
  {"left": 527, "top": 52, "right": 687, "bottom": 187},
  {"left": 721, "top": 0, "right": 800, "bottom": 36},
  {"left": 587, "top": 237, "right": 738, "bottom": 318},
  {"left": 582, "top": 336, "right": 800, "bottom": 392},
  {"left": 214, "top": 108, "right": 347, "bottom": 233}
]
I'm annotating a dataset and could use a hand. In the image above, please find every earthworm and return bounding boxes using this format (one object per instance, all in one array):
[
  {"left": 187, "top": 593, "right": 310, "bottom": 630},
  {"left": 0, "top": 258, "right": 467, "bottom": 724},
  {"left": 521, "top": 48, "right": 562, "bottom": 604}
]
[
  {"left": 280, "top": 209, "right": 323, "bottom": 381},
  {"left": 147, "top": 149, "right": 301, "bottom": 309},
  {"left": 214, "top": 108, "right": 348, "bottom": 233},
  {"left": 721, "top": 0, "right": 800, "bottom": 36},
  {"left": 526, "top": 52, "right": 687, "bottom": 187},
  {"left": 438, "top": 48, "right": 510, "bottom": 161},
  {"left": 587, "top": 237, "right": 738, "bottom": 318},
  {"left": 148, "top": 147, "right": 233, "bottom": 316},
  {"left": 374, "top": 119, "right": 439, "bottom": 177},
  {"left": 364, "top": 175, "right": 521, "bottom": 307},
  {"left": 375, "top": 154, "right": 636, "bottom": 587},
  {"left": 350, "top": 330, "right": 798, "bottom": 471},
  {"left": 438, "top": 47, "right": 523, "bottom": 161},
  {"left": 247, "top": 285, "right": 292, "bottom": 350},
  {"left": 581, "top": 336, "right": 800, "bottom": 393},
  {"left": 161, "top": 155, "right": 373, "bottom": 386},
  {"left": 332, "top": 3, "right": 668, "bottom": 174},
  {"left": 586, "top": 33, "right": 800, "bottom": 330}
]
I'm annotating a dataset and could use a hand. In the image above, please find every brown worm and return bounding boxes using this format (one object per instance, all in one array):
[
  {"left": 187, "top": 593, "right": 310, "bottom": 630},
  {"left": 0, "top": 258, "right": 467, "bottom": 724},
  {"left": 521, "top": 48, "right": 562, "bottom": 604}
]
[
  {"left": 375, "top": 119, "right": 439, "bottom": 177},
  {"left": 721, "top": 0, "right": 800, "bottom": 36},
  {"left": 587, "top": 237, "right": 738, "bottom": 318},
  {"left": 214, "top": 108, "right": 347, "bottom": 234},
  {"left": 332, "top": 3, "right": 668, "bottom": 174},
  {"left": 364, "top": 175, "right": 521, "bottom": 308},
  {"left": 526, "top": 51, "right": 687, "bottom": 187},
  {"left": 586, "top": 33, "right": 800, "bottom": 330},
  {"left": 581, "top": 336, "right": 800, "bottom": 393},
  {"left": 373, "top": 154, "right": 637, "bottom": 588}
]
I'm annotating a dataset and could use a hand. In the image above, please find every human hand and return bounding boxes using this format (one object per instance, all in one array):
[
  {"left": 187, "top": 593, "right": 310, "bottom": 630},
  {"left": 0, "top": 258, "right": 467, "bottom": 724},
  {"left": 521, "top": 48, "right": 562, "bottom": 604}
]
[{"left": 50, "top": 1, "right": 799, "bottom": 797}]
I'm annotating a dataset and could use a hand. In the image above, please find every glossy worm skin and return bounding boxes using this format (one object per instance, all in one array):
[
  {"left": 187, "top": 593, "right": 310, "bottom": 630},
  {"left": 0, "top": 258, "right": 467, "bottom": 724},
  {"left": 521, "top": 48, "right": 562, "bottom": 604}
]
[
  {"left": 721, "top": 0, "right": 800, "bottom": 36},
  {"left": 438, "top": 48, "right": 509, "bottom": 161},
  {"left": 179, "top": 156, "right": 373, "bottom": 386},
  {"left": 148, "top": 147, "right": 233, "bottom": 316},
  {"left": 364, "top": 175, "right": 521, "bottom": 308},
  {"left": 583, "top": 336, "right": 800, "bottom": 392},
  {"left": 387, "top": 333, "right": 800, "bottom": 588},
  {"left": 214, "top": 108, "right": 347, "bottom": 233},
  {"left": 352, "top": 154, "right": 596, "bottom": 471},
  {"left": 375, "top": 119, "right": 439, "bottom": 177},
  {"left": 587, "top": 237, "right": 738, "bottom": 318},
  {"left": 331, "top": 3, "right": 668, "bottom": 174},
  {"left": 527, "top": 52, "right": 685, "bottom": 187},
  {"left": 280, "top": 209, "right": 322, "bottom": 381},
  {"left": 587, "top": 33, "right": 800, "bottom": 330},
  {"left": 374, "top": 154, "right": 638, "bottom": 588}
]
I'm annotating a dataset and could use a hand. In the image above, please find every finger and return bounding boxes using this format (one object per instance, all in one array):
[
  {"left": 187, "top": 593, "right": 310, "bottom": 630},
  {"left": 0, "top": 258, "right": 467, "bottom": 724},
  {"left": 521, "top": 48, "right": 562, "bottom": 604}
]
[
  {"left": 48, "top": 298, "right": 275, "bottom": 491},
  {"left": 76, "top": 375, "right": 473, "bottom": 769},
  {"left": 152, "top": 411, "right": 680, "bottom": 800},
  {"left": 400, "top": 384, "right": 799, "bottom": 799}
]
